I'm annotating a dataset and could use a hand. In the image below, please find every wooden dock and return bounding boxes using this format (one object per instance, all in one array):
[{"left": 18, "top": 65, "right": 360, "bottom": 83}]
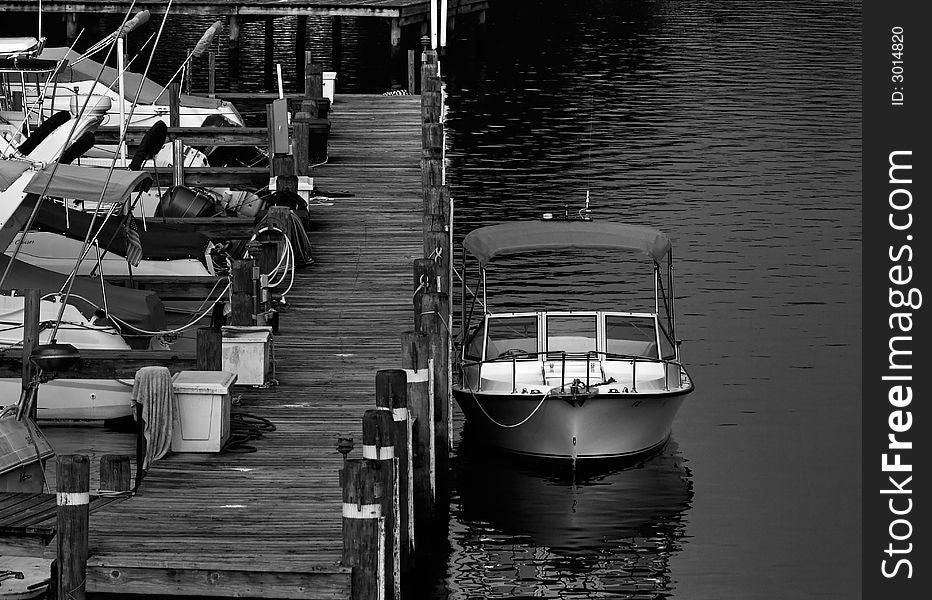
[
  {"left": 73, "top": 94, "right": 422, "bottom": 597},
  {"left": 0, "top": 89, "right": 436, "bottom": 598}
]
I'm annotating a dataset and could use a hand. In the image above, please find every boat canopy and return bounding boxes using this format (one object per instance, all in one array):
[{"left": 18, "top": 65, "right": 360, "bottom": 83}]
[
  {"left": 0, "top": 160, "right": 30, "bottom": 191},
  {"left": 462, "top": 221, "right": 672, "bottom": 265},
  {"left": 24, "top": 164, "right": 151, "bottom": 203},
  {"left": 39, "top": 47, "right": 225, "bottom": 109}
]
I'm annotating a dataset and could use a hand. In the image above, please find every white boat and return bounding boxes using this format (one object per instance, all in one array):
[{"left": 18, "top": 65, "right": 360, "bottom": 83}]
[
  {"left": 0, "top": 294, "right": 134, "bottom": 421},
  {"left": 453, "top": 218, "right": 694, "bottom": 460}
]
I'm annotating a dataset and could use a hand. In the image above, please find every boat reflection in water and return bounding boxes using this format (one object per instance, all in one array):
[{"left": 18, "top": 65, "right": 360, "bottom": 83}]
[{"left": 448, "top": 430, "right": 693, "bottom": 598}]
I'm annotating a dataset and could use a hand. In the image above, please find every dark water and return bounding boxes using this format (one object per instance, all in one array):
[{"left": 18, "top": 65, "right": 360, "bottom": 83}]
[
  {"left": 439, "top": 1, "right": 861, "bottom": 599},
  {"left": 14, "top": 2, "right": 861, "bottom": 597}
]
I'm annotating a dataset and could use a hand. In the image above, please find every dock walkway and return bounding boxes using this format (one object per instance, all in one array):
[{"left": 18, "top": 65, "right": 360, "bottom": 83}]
[{"left": 73, "top": 94, "right": 423, "bottom": 598}]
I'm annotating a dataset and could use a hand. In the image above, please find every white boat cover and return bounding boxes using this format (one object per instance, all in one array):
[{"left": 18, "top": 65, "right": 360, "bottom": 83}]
[
  {"left": 23, "top": 163, "right": 152, "bottom": 203},
  {"left": 462, "top": 220, "right": 672, "bottom": 265}
]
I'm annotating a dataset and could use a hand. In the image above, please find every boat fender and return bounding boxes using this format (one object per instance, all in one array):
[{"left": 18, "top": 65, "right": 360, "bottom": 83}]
[
  {"left": 16, "top": 110, "right": 71, "bottom": 156},
  {"left": 59, "top": 131, "right": 96, "bottom": 164},
  {"left": 128, "top": 121, "right": 168, "bottom": 171}
]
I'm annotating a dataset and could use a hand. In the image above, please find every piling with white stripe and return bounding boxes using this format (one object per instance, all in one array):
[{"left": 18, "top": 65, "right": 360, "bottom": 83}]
[
  {"left": 342, "top": 459, "right": 384, "bottom": 600},
  {"left": 417, "top": 291, "right": 450, "bottom": 482},
  {"left": 400, "top": 331, "right": 434, "bottom": 548},
  {"left": 57, "top": 454, "right": 90, "bottom": 600},
  {"left": 363, "top": 409, "right": 399, "bottom": 600},
  {"left": 375, "top": 369, "right": 414, "bottom": 577}
]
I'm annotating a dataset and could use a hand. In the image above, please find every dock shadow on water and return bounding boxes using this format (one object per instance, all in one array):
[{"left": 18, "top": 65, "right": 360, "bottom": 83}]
[{"left": 436, "top": 430, "right": 693, "bottom": 599}]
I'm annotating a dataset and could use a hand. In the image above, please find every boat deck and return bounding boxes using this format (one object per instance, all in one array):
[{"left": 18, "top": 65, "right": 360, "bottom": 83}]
[{"left": 2, "top": 94, "right": 423, "bottom": 598}]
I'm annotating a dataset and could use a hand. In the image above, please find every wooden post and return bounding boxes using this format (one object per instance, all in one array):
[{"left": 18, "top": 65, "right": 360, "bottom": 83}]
[
  {"left": 332, "top": 16, "right": 343, "bottom": 77},
  {"left": 375, "top": 369, "right": 413, "bottom": 577},
  {"left": 208, "top": 49, "right": 216, "bottom": 98},
  {"left": 293, "top": 103, "right": 312, "bottom": 176},
  {"left": 264, "top": 17, "right": 275, "bottom": 92},
  {"left": 195, "top": 327, "right": 222, "bottom": 370},
  {"left": 65, "top": 12, "right": 78, "bottom": 41},
  {"left": 413, "top": 258, "right": 440, "bottom": 331},
  {"left": 296, "top": 15, "right": 307, "bottom": 88},
  {"left": 390, "top": 18, "right": 402, "bottom": 88},
  {"left": 407, "top": 50, "right": 417, "bottom": 94},
  {"left": 417, "top": 293, "right": 449, "bottom": 480},
  {"left": 271, "top": 155, "right": 298, "bottom": 195},
  {"left": 306, "top": 62, "right": 324, "bottom": 99},
  {"left": 99, "top": 455, "right": 131, "bottom": 493},
  {"left": 363, "top": 409, "right": 399, "bottom": 600},
  {"left": 400, "top": 331, "right": 434, "bottom": 544},
  {"left": 230, "top": 259, "right": 255, "bottom": 326},
  {"left": 22, "top": 288, "right": 40, "bottom": 419},
  {"left": 184, "top": 47, "right": 193, "bottom": 95},
  {"left": 57, "top": 454, "right": 89, "bottom": 600},
  {"left": 228, "top": 15, "right": 240, "bottom": 88},
  {"left": 341, "top": 459, "right": 383, "bottom": 600},
  {"left": 168, "top": 82, "right": 184, "bottom": 187}
]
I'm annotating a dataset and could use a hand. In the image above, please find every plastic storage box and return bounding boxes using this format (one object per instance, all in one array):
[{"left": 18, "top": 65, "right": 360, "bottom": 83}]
[
  {"left": 171, "top": 370, "right": 237, "bottom": 452},
  {"left": 222, "top": 326, "right": 273, "bottom": 386},
  {"left": 323, "top": 72, "right": 337, "bottom": 103}
]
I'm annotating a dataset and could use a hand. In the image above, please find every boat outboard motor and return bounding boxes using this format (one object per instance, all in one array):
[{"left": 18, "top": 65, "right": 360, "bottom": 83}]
[
  {"left": 59, "top": 131, "right": 96, "bottom": 164},
  {"left": 155, "top": 185, "right": 217, "bottom": 218},
  {"left": 15, "top": 110, "right": 71, "bottom": 156},
  {"left": 128, "top": 121, "right": 168, "bottom": 171}
]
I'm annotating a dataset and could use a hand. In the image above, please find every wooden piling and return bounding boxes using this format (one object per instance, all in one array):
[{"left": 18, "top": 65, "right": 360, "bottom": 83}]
[
  {"left": 22, "top": 288, "right": 39, "bottom": 419},
  {"left": 417, "top": 293, "right": 450, "bottom": 477},
  {"left": 375, "top": 369, "right": 413, "bottom": 575},
  {"left": 264, "top": 17, "right": 275, "bottom": 91},
  {"left": 390, "top": 18, "right": 402, "bottom": 88},
  {"left": 332, "top": 16, "right": 343, "bottom": 76},
  {"left": 228, "top": 15, "right": 240, "bottom": 88},
  {"left": 56, "top": 454, "right": 90, "bottom": 600},
  {"left": 168, "top": 82, "right": 184, "bottom": 187},
  {"left": 306, "top": 55, "right": 324, "bottom": 99},
  {"left": 341, "top": 459, "right": 384, "bottom": 600},
  {"left": 99, "top": 455, "right": 131, "bottom": 493},
  {"left": 65, "top": 12, "right": 78, "bottom": 41},
  {"left": 363, "top": 409, "right": 399, "bottom": 600},
  {"left": 400, "top": 331, "right": 434, "bottom": 541},
  {"left": 293, "top": 104, "right": 312, "bottom": 176},
  {"left": 195, "top": 327, "right": 222, "bottom": 370},
  {"left": 407, "top": 50, "right": 417, "bottom": 94},
  {"left": 230, "top": 259, "right": 255, "bottom": 326},
  {"left": 296, "top": 15, "right": 308, "bottom": 87},
  {"left": 208, "top": 49, "right": 216, "bottom": 98},
  {"left": 413, "top": 258, "right": 440, "bottom": 331}
]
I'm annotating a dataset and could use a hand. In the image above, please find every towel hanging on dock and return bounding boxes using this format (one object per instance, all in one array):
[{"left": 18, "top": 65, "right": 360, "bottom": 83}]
[{"left": 131, "top": 366, "right": 176, "bottom": 470}]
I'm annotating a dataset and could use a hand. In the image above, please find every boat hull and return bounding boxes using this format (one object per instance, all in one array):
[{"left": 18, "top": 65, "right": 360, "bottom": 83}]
[
  {"left": 0, "top": 378, "right": 133, "bottom": 421},
  {"left": 453, "top": 388, "right": 689, "bottom": 459}
]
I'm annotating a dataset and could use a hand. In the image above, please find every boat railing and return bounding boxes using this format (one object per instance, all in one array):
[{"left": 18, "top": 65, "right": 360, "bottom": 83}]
[{"left": 460, "top": 350, "right": 686, "bottom": 393}]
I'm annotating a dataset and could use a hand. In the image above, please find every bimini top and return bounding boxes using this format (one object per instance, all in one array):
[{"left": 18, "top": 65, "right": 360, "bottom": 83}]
[
  {"left": 462, "top": 220, "right": 672, "bottom": 265},
  {"left": 23, "top": 163, "right": 152, "bottom": 203}
]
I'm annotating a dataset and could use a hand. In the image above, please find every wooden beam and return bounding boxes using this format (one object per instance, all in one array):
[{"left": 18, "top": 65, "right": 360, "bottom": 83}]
[
  {"left": 104, "top": 275, "right": 227, "bottom": 299},
  {"left": 96, "top": 126, "right": 271, "bottom": 146},
  {"left": 0, "top": 350, "right": 195, "bottom": 379},
  {"left": 144, "top": 166, "right": 270, "bottom": 189},
  {"left": 86, "top": 562, "right": 351, "bottom": 599}
]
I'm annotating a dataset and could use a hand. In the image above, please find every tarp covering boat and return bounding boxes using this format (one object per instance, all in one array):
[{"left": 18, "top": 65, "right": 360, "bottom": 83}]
[
  {"left": 0, "top": 254, "right": 166, "bottom": 333},
  {"left": 463, "top": 221, "right": 673, "bottom": 265},
  {"left": 39, "top": 47, "right": 224, "bottom": 109},
  {"left": 24, "top": 163, "right": 151, "bottom": 203},
  {"left": 0, "top": 160, "right": 30, "bottom": 191},
  {"left": 32, "top": 201, "right": 211, "bottom": 262}
]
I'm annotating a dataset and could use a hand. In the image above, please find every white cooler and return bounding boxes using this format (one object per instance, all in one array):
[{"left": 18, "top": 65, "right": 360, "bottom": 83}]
[
  {"left": 222, "top": 326, "right": 273, "bottom": 386},
  {"left": 323, "top": 71, "right": 337, "bottom": 104},
  {"left": 171, "top": 370, "right": 237, "bottom": 452}
]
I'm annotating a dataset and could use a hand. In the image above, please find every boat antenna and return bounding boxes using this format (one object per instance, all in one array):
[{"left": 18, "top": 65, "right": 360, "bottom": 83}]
[
  {"left": 37, "top": 1, "right": 42, "bottom": 42},
  {"left": 586, "top": 91, "right": 594, "bottom": 202}
]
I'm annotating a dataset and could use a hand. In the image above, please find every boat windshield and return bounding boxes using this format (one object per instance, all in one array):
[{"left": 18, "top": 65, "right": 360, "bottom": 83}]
[
  {"left": 546, "top": 314, "right": 597, "bottom": 354},
  {"left": 484, "top": 314, "right": 537, "bottom": 360},
  {"left": 605, "top": 315, "right": 659, "bottom": 358}
]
